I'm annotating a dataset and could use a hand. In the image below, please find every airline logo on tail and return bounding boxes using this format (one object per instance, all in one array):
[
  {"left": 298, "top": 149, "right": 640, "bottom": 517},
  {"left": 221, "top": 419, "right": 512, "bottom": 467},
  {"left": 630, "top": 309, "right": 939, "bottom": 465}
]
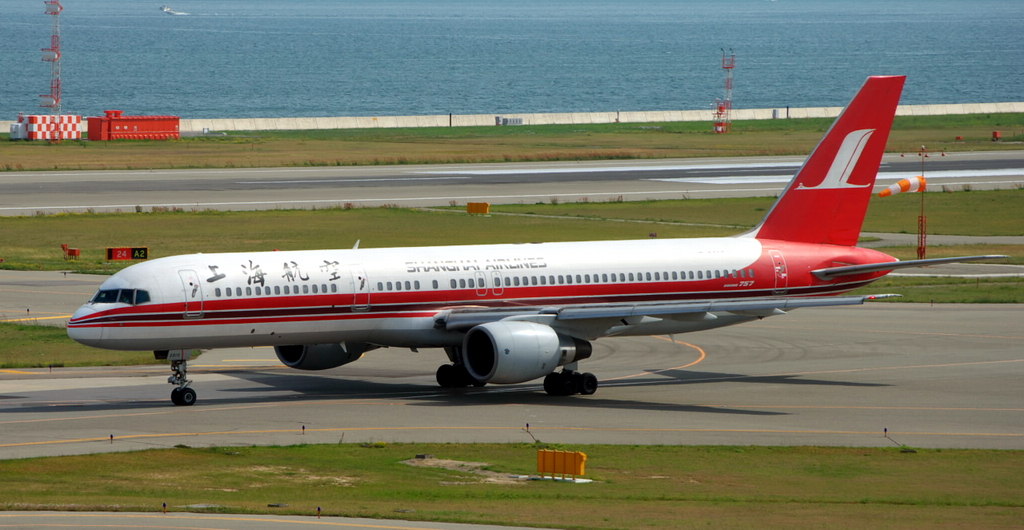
[
  {"left": 746, "top": 75, "right": 905, "bottom": 246},
  {"left": 798, "top": 129, "right": 875, "bottom": 190}
]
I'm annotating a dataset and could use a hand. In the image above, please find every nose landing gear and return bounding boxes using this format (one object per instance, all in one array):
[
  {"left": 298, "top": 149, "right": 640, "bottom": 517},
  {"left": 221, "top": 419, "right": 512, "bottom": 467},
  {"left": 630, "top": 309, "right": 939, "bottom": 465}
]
[{"left": 157, "top": 349, "right": 196, "bottom": 406}]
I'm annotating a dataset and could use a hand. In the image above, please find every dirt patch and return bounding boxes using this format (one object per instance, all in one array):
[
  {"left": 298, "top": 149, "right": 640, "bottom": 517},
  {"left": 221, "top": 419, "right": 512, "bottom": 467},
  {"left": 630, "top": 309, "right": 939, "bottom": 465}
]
[{"left": 402, "top": 457, "right": 527, "bottom": 485}]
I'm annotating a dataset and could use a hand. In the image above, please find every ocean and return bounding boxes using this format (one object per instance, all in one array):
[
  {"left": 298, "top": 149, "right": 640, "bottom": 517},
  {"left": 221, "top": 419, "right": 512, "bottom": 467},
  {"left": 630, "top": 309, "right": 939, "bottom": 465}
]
[{"left": 2, "top": 0, "right": 1022, "bottom": 120}]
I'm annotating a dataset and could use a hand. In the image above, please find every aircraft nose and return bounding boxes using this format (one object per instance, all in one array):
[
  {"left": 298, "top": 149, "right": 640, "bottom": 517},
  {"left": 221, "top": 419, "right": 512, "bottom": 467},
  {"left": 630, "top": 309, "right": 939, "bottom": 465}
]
[{"left": 67, "top": 305, "right": 103, "bottom": 347}]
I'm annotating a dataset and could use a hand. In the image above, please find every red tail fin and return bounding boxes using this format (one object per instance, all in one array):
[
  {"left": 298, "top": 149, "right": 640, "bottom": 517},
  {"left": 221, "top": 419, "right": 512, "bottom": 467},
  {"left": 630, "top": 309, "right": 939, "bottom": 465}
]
[{"left": 747, "top": 76, "right": 905, "bottom": 246}]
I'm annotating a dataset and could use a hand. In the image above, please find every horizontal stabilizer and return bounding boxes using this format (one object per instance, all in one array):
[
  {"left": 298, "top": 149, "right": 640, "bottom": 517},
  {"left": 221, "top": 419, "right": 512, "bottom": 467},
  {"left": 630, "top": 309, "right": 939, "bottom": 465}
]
[{"left": 812, "top": 255, "right": 1009, "bottom": 281}]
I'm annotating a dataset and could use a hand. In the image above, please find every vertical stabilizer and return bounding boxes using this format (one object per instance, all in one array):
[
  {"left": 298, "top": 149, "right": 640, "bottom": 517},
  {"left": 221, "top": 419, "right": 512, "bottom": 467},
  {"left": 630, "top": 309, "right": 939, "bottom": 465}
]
[{"left": 746, "top": 76, "right": 905, "bottom": 246}]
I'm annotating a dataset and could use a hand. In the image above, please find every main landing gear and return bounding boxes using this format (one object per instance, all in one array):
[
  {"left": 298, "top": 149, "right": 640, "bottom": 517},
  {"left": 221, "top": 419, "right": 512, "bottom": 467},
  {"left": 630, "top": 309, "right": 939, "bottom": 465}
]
[
  {"left": 157, "top": 350, "right": 197, "bottom": 406},
  {"left": 543, "top": 370, "right": 598, "bottom": 396},
  {"left": 436, "top": 363, "right": 487, "bottom": 388}
]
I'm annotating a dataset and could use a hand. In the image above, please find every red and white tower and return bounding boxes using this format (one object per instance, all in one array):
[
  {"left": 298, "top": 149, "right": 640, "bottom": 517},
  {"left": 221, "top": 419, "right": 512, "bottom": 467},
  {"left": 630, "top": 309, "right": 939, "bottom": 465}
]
[
  {"left": 41, "top": 0, "right": 63, "bottom": 138},
  {"left": 713, "top": 49, "right": 735, "bottom": 134}
]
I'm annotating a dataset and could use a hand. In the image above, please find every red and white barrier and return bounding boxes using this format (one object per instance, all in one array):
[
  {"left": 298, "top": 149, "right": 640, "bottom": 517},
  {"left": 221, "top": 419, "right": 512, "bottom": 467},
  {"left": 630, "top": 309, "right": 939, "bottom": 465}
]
[{"left": 16, "top": 114, "right": 82, "bottom": 140}]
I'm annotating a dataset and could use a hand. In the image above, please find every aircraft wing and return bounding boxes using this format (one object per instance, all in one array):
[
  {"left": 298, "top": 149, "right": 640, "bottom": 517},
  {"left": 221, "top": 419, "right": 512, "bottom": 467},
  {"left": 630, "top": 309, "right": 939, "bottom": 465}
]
[{"left": 437, "top": 294, "right": 899, "bottom": 334}]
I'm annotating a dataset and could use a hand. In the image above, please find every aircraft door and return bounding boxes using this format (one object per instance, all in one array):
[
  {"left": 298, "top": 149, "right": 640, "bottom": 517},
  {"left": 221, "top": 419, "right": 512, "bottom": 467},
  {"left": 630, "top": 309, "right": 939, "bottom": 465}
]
[
  {"left": 769, "top": 250, "right": 788, "bottom": 295},
  {"left": 178, "top": 269, "right": 204, "bottom": 318},
  {"left": 350, "top": 267, "right": 370, "bottom": 311}
]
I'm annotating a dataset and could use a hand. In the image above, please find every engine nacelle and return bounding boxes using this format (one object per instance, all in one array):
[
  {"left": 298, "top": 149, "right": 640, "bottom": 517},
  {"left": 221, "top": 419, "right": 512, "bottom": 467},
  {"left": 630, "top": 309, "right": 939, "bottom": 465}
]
[
  {"left": 461, "top": 321, "right": 591, "bottom": 384},
  {"left": 274, "top": 342, "right": 376, "bottom": 371}
]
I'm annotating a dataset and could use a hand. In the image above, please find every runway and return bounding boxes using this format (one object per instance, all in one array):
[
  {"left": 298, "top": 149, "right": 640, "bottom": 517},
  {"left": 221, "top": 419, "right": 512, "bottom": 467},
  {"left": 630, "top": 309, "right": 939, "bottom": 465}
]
[
  {"left": 1, "top": 151, "right": 1023, "bottom": 215},
  {"left": 2, "top": 299, "right": 1021, "bottom": 458}
]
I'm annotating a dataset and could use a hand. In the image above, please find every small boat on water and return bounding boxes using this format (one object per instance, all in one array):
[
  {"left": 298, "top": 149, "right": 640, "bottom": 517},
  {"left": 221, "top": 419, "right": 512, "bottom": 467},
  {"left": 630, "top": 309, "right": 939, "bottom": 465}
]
[{"left": 159, "top": 5, "right": 189, "bottom": 15}]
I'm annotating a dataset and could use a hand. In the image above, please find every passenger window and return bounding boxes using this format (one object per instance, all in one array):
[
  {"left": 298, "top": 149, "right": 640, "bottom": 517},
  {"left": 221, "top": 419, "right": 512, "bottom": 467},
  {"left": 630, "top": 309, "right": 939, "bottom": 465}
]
[
  {"left": 468, "top": 279, "right": 474, "bottom": 288},
  {"left": 312, "top": 284, "right": 318, "bottom": 294},
  {"left": 628, "top": 273, "right": 634, "bottom": 281},
  {"left": 459, "top": 279, "right": 466, "bottom": 288},
  {"left": 226, "top": 288, "right": 232, "bottom": 297},
  {"left": 256, "top": 286, "right": 262, "bottom": 295},
  {"left": 646, "top": 272, "right": 652, "bottom": 281},
  {"left": 749, "top": 269, "right": 755, "bottom": 278},
  {"left": 388, "top": 282, "right": 394, "bottom": 290},
  {"left": 504, "top": 277, "right": 511, "bottom": 287},
  {"left": 672, "top": 271, "right": 678, "bottom": 280},
  {"left": 549, "top": 276, "right": 555, "bottom": 285},
  {"left": 540, "top": 276, "right": 547, "bottom": 285},
  {"left": 575, "top": 275, "right": 582, "bottom": 284},
  {"left": 275, "top": 286, "right": 281, "bottom": 295},
  {"left": 654, "top": 272, "right": 660, "bottom": 281},
  {"left": 531, "top": 276, "right": 538, "bottom": 286},
  {"left": 698, "top": 271, "right": 703, "bottom": 279},
  {"left": 396, "top": 281, "right": 402, "bottom": 291},
  {"left": 558, "top": 275, "right": 564, "bottom": 284},
  {"left": 414, "top": 281, "right": 420, "bottom": 290},
  {"left": 513, "top": 277, "right": 520, "bottom": 286},
  {"left": 714, "top": 270, "right": 721, "bottom": 279},
  {"left": 246, "top": 287, "right": 253, "bottom": 296},
  {"left": 433, "top": 280, "right": 439, "bottom": 289},
  {"left": 566, "top": 275, "right": 572, "bottom": 285},
  {"left": 450, "top": 279, "right": 457, "bottom": 289},
  {"left": 377, "top": 282, "right": 384, "bottom": 291},
  {"left": 215, "top": 288, "right": 222, "bottom": 297}
]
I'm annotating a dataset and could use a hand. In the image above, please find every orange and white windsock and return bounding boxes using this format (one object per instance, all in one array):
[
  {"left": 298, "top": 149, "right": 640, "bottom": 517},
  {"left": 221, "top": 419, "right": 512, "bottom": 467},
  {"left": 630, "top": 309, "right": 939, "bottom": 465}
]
[{"left": 879, "top": 176, "right": 926, "bottom": 197}]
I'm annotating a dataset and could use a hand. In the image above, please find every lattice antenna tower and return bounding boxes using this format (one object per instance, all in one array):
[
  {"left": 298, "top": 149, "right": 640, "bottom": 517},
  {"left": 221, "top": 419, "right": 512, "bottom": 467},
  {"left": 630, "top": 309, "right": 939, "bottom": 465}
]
[
  {"left": 713, "top": 49, "right": 735, "bottom": 134},
  {"left": 41, "top": 0, "right": 63, "bottom": 138}
]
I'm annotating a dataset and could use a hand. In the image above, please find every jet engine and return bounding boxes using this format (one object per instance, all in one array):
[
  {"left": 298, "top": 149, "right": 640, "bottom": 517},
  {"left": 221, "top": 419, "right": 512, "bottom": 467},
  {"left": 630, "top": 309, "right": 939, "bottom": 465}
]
[
  {"left": 461, "top": 321, "right": 591, "bottom": 384},
  {"left": 274, "top": 342, "right": 376, "bottom": 370}
]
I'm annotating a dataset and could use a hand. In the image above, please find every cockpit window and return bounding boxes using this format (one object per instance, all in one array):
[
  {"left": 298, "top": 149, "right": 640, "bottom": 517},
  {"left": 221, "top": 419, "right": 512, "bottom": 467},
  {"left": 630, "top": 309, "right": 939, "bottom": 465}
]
[{"left": 90, "top": 289, "right": 150, "bottom": 305}]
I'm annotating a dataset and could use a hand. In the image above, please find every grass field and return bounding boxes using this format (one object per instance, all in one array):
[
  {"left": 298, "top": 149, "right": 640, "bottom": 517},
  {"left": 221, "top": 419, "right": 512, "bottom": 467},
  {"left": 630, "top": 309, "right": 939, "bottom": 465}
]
[
  {"left": 1, "top": 443, "right": 1021, "bottom": 529},
  {"left": 0, "top": 323, "right": 153, "bottom": 368},
  {"left": 2, "top": 113, "right": 1023, "bottom": 171},
  {"left": 2, "top": 189, "right": 1021, "bottom": 273}
]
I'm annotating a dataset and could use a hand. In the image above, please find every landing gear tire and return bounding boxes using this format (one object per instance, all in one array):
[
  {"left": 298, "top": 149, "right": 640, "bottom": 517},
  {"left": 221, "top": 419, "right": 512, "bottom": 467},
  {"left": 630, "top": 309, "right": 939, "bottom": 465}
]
[
  {"left": 171, "top": 387, "right": 196, "bottom": 406},
  {"left": 544, "top": 371, "right": 598, "bottom": 396},
  {"left": 578, "top": 372, "right": 598, "bottom": 395},
  {"left": 179, "top": 387, "right": 197, "bottom": 406},
  {"left": 436, "top": 364, "right": 485, "bottom": 388},
  {"left": 436, "top": 364, "right": 456, "bottom": 387}
]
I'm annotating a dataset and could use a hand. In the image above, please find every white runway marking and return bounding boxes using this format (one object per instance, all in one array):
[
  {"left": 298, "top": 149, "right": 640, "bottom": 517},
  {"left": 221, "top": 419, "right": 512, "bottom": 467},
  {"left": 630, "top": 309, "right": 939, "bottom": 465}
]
[
  {"left": 419, "top": 162, "right": 801, "bottom": 175},
  {"left": 653, "top": 168, "right": 1024, "bottom": 185}
]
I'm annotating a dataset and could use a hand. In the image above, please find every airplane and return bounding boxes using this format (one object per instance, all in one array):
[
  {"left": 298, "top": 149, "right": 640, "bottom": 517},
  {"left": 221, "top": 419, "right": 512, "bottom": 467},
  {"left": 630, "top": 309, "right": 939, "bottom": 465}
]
[{"left": 68, "top": 75, "right": 1005, "bottom": 406}]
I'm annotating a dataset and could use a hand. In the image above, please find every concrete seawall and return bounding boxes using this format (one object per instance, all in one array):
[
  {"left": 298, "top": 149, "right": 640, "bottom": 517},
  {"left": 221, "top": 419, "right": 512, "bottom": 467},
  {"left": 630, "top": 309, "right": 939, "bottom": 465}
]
[
  {"left": 176, "top": 102, "right": 1024, "bottom": 132},
  {"left": 5, "top": 102, "right": 1023, "bottom": 134}
]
